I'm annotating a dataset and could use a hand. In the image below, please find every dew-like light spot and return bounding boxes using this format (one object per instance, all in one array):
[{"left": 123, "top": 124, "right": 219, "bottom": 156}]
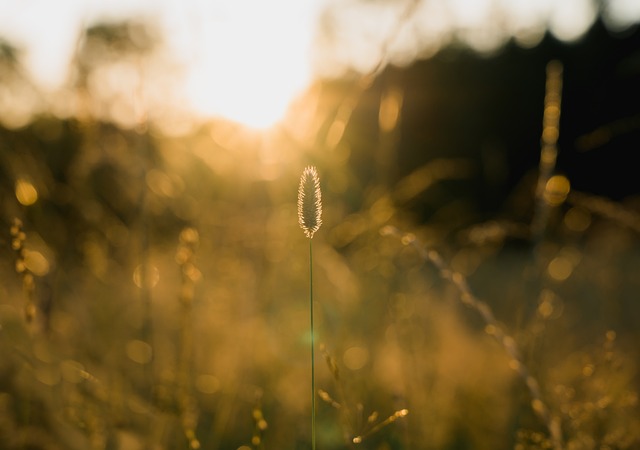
[
  {"left": 564, "top": 206, "right": 591, "bottom": 232},
  {"left": 195, "top": 374, "right": 221, "bottom": 394},
  {"left": 538, "top": 299, "right": 554, "bottom": 318},
  {"left": 126, "top": 339, "right": 153, "bottom": 364},
  {"left": 537, "top": 289, "right": 564, "bottom": 320},
  {"left": 133, "top": 264, "right": 160, "bottom": 289},
  {"left": 24, "top": 250, "right": 50, "bottom": 276},
  {"left": 544, "top": 175, "right": 570, "bottom": 206},
  {"left": 531, "top": 398, "right": 546, "bottom": 415},
  {"left": 547, "top": 256, "right": 573, "bottom": 281},
  {"left": 15, "top": 179, "right": 38, "bottom": 206},
  {"left": 146, "top": 169, "right": 184, "bottom": 198},
  {"left": 343, "top": 346, "right": 369, "bottom": 371},
  {"left": 508, "top": 359, "right": 523, "bottom": 372}
]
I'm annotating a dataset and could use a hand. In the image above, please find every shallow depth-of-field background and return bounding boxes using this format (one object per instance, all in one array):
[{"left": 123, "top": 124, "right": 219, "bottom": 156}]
[{"left": 1, "top": 9, "right": 640, "bottom": 450}]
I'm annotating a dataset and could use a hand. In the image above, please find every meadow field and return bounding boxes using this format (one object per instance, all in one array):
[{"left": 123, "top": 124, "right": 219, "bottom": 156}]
[{"left": 1, "top": 18, "right": 640, "bottom": 450}]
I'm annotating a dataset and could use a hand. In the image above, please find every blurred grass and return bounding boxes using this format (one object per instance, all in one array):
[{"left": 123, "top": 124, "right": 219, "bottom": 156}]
[{"left": 1, "top": 20, "right": 640, "bottom": 450}]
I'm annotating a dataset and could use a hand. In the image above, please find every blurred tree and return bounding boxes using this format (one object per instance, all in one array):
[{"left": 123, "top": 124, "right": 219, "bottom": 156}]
[{"left": 0, "top": 39, "right": 43, "bottom": 129}]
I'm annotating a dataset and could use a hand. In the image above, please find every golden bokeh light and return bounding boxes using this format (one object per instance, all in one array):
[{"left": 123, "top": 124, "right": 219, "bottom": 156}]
[
  {"left": 23, "top": 250, "right": 50, "bottom": 277},
  {"left": 126, "top": 339, "right": 153, "bottom": 364},
  {"left": 547, "top": 250, "right": 580, "bottom": 282},
  {"left": 547, "top": 257, "right": 573, "bottom": 281},
  {"left": 564, "top": 206, "right": 592, "bottom": 232},
  {"left": 537, "top": 289, "right": 564, "bottom": 320},
  {"left": 15, "top": 179, "right": 38, "bottom": 205},
  {"left": 543, "top": 174, "right": 571, "bottom": 206},
  {"left": 343, "top": 345, "right": 370, "bottom": 371},
  {"left": 195, "top": 374, "right": 221, "bottom": 395},
  {"left": 379, "top": 87, "right": 403, "bottom": 132},
  {"left": 133, "top": 264, "right": 160, "bottom": 289}
]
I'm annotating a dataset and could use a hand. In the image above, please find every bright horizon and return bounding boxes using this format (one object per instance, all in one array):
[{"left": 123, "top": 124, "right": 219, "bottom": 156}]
[{"left": 0, "top": 0, "right": 639, "bottom": 130}]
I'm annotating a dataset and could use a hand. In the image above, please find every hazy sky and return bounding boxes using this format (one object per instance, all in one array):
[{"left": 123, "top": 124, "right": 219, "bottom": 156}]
[{"left": 0, "top": 0, "right": 639, "bottom": 128}]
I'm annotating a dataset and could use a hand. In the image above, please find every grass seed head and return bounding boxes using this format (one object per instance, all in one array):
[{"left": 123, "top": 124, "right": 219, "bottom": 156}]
[{"left": 298, "top": 166, "right": 322, "bottom": 239}]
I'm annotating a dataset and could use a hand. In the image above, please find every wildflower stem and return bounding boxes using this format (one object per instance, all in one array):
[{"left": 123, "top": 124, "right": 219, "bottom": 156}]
[{"left": 310, "top": 238, "right": 316, "bottom": 450}]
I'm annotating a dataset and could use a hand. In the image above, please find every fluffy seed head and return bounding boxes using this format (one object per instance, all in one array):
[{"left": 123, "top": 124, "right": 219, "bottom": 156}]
[{"left": 298, "top": 166, "right": 322, "bottom": 239}]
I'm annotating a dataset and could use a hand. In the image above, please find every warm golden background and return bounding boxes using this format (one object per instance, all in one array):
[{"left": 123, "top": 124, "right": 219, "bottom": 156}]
[{"left": 1, "top": 1, "right": 639, "bottom": 449}]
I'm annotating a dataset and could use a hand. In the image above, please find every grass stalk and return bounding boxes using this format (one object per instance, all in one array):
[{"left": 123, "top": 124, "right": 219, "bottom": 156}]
[
  {"left": 531, "top": 59, "right": 563, "bottom": 241},
  {"left": 176, "top": 227, "right": 201, "bottom": 449},
  {"left": 298, "top": 165, "right": 323, "bottom": 449},
  {"left": 309, "top": 238, "right": 316, "bottom": 450}
]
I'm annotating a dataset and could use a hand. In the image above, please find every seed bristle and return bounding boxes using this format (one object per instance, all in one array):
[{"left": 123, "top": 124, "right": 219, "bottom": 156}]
[{"left": 298, "top": 166, "right": 322, "bottom": 239}]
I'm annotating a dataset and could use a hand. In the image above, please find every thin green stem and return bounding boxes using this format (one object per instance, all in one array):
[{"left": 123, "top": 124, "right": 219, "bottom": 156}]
[{"left": 310, "top": 239, "right": 316, "bottom": 450}]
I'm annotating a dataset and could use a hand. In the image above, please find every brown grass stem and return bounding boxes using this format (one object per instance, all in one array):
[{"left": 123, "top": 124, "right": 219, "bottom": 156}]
[
  {"left": 567, "top": 191, "right": 640, "bottom": 234},
  {"left": 532, "top": 60, "right": 563, "bottom": 241},
  {"left": 176, "top": 227, "right": 202, "bottom": 449}
]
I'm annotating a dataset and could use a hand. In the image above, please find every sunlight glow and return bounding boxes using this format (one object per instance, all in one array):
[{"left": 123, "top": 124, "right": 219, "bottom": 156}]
[
  {"left": 0, "top": 0, "right": 639, "bottom": 128},
  {"left": 180, "top": 0, "right": 319, "bottom": 129},
  {"left": 0, "top": 0, "right": 321, "bottom": 130}
]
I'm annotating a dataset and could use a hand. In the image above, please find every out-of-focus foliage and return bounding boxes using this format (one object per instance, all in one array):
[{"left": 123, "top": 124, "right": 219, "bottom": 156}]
[
  {"left": 0, "top": 39, "right": 43, "bottom": 129},
  {"left": 1, "top": 17, "right": 640, "bottom": 450}
]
